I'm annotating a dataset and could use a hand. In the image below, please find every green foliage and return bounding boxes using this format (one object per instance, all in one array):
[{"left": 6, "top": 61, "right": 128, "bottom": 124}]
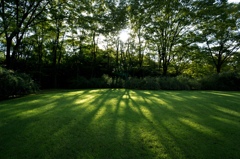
[
  {"left": 0, "top": 67, "right": 39, "bottom": 100},
  {"left": 200, "top": 72, "right": 240, "bottom": 90},
  {"left": 125, "top": 74, "right": 240, "bottom": 91},
  {"left": 69, "top": 76, "right": 111, "bottom": 89},
  {"left": 125, "top": 76, "right": 191, "bottom": 90},
  {"left": 195, "top": 1, "right": 240, "bottom": 73},
  {"left": 0, "top": 52, "right": 5, "bottom": 64},
  {"left": 1, "top": 0, "right": 239, "bottom": 90},
  {"left": 68, "top": 73, "right": 240, "bottom": 91},
  {"left": 125, "top": 77, "right": 146, "bottom": 89},
  {"left": 163, "top": 77, "right": 186, "bottom": 90},
  {"left": 89, "top": 77, "right": 110, "bottom": 88},
  {"left": 68, "top": 77, "right": 90, "bottom": 89}
]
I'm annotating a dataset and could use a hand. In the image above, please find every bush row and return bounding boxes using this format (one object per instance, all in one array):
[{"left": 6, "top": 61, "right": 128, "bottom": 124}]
[
  {"left": 0, "top": 67, "right": 39, "bottom": 100},
  {"left": 125, "top": 76, "right": 196, "bottom": 90},
  {"left": 200, "top": 72, "right": 240, "bottom": 90},
  {"left": 68, "top": 72, "right": 240, "bottom": 91},
  {"left": 1, "top": 68, "right": 238, "bottom": 100}
]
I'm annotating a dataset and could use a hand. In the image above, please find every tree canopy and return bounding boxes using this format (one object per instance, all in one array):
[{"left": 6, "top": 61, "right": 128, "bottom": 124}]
[{"left": 0, "top": 0, "right": 239, "bottom": 88}]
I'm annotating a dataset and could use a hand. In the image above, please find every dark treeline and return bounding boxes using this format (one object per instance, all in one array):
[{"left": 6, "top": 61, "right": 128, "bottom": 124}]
[{"left": 0, "top": 0, "right": 240, "bottom": 94}]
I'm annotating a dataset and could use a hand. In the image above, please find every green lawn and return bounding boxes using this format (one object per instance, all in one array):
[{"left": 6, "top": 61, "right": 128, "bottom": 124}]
[{"left": 0, "top": 89, "right": 240, "bottom": 159}]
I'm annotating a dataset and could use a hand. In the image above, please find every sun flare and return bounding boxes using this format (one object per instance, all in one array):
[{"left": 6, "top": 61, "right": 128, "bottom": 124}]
[{"left": 119, "top": 29, "right": 130, "bottom": 42}]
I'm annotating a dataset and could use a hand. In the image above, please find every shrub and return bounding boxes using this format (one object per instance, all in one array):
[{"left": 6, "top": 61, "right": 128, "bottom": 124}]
[
  {"left": 89, "top": 77, "right": 110, "bottom": 88},
  {"left": 0, "top": 67, "right": 39, "bottom": 100},
  {"left": 142, "top": 77, "right": 160, "bottom": 90},
  {"left": 63, "top": 72, "right": 240, "bottom": 91},
  {"left": 102, "top": 74, "right": 113, "bottom": 87},
  {"left": 102, "top": 74, "right": 124, "bottom": 88},
  {"left": 157, "top": 76, "right": 189, "bottom": 90},
  {"left": 68, "top": 76, "right": 90, "bottom": 89},
  {"left": 187, "top": 78, "right": 202, "bottom": 90},
  {"left": 69, "top": 75, "right": 113, "bottom": 89},
  {"left": 125, "top": 77, "right": 145, "bottom": 89},
  {"left": 200, "top": 72, "right": 240, "bottom": 90},
  {"left": 217, "top": 72, "right": 240, "bottom": 90},
  {"left": 125, "top": 76, "right": 191, "bottom": 90}
]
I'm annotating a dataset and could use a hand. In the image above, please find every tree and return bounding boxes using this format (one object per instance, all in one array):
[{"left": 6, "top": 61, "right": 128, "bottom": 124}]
[
  {"left": 143, "top": 0, "right": 195, "bottom": 75},
  {"left": 0, "top": 0, "right": 51, "bottom": 69},
  {"left": 195, "top": 0, "right": 240, "bottom": 73},
  {"left": 128, "top": 0, "right": 147, "bottom": 69}
]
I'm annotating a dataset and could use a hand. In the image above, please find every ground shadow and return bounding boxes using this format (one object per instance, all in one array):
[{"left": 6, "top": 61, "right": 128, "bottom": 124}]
[{"left": 0, "top": 89, "right": 240, "bottom": 159}]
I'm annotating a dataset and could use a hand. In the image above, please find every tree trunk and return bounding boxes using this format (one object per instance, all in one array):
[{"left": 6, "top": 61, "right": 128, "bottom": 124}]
[
  {"left": 163, "top": 63, "right": 168, "bottom": 76},
  {"left": 91, "top": 32, "right": 97, "bottom": 78},
  {"left": 216, "top": 63, "right": 221, "bottom": 74},
  {"left": 157, "top": 46, "right": 162, "bottom": 71},
  {"left": 6, "top": 38, "right": 12, "bottom": 69},
  {"left": 162, "top": 47, "right": 168, "bottom": 76},
  {"left": 138, "top": 30, "right": 143, "bottom": 68}
]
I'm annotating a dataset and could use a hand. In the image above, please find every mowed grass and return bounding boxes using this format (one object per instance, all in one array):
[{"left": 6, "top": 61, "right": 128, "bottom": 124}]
[{"left": 0, "top": 89, "right": 240, "bottom": 159}]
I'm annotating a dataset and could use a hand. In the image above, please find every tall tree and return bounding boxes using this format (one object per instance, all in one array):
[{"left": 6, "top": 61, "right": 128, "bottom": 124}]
[
  {"left": 0, "top": 0, "right": 51, "bottom": 68},
  {"left": 128, "top": 0, "right": 147, "bottom": 69},
  {"left": 144, "top": 0, "right": 194, "bottom": 75},
  {"left": 195, "top": 0, "right": 240, "bottom": 73}
]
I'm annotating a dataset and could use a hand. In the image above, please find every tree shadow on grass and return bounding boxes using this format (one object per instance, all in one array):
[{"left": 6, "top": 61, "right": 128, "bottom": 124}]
[
  {"left": 132, "top": 90, "right": 240, "bottom": 159},
  {"left": 0, "top": 89, "right": 240, "bottom": 159},
  {"left": 0, "top": 89, "right": 153, "bottom": 158}
]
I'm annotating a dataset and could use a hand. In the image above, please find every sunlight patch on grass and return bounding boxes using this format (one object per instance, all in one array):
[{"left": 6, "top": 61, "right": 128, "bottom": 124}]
[
  {"left": 188, "top": 95, "right": 199, "bottom": 99},
  {"left": 214, "top": 105, "right": 240, "bottom": 117},
  {"left": 92, "top": 106, "right": 108, "bottom": 121},
  {"left": 139, "top": 107, "right": 155, "bottom": 121},
  {"left": 169, "top": 95, "right": 186, "bottom": 101},
  {"left": 179, "top": 118, "right": 219, "bottom": 136},
  {"left": 19, "top": 103, "right": 57, "bottom": 118},
  {"left": 75, "top": 96, "right": 93, "bottom": 105},
  {"left": 211, "top": 116, "right": 240, "bottom": 126},
  {"left": 209, "top": 92, "right": 237, "bottom": 97},
  {"left": 148, "top": 96, "right": 174, "bottom": 110},
  {"left": 141, "top": 91, "right": 152, "bottom": 95}
]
